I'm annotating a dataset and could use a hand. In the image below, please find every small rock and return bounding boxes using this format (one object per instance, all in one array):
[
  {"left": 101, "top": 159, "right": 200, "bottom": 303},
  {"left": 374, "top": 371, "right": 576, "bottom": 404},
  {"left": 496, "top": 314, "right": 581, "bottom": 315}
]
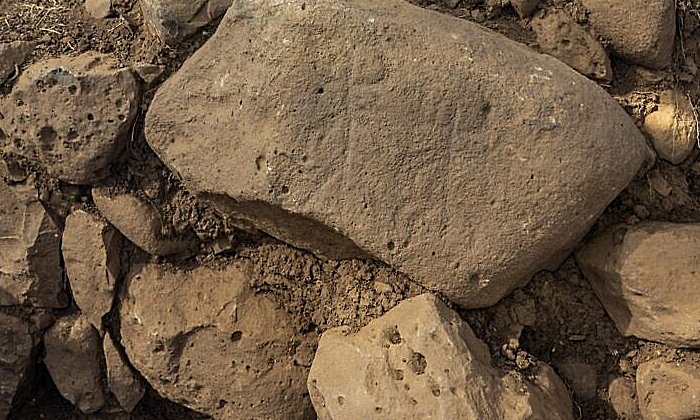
[
  {"left": 556, "top": 357, "right": 597, "bottom": 400},
  {"left": 62, "top": 210, "right": 122, "bottom": 330},
  {"left": 510, "top": 0, "right": 540, "bottom": 18},
  {"left": 140, "top": 0, "right": 233, "bottom": 44},
  {"left": 132, "top": 62, "right": 164, "bottom": 86},
  {"left": 0, "top": 313, "right": 36, "bottom": 419},
  {"left": 581, "top": 0, "right": 675, "bottom": 69},
  {"left": 633, "top": 204, "right": 650, "bottom": 219},
  {"left": 643, "top": 90, "right": 697, "bottom": 164},
  {"left": 648, "top": 171, "right": 672, "bottom": 197},
  {"left": 0, "top": 52, "right": 140, "bottom": 184},
  {"left": 85, "top": 0, "right": 112, "bottom": 19},
  {"left": 608, "top": 377, "right": 639, "bottom": 419},
  {"left": 103, "top": 331, "right": 144, "bottom": 413},
  {"left": 0, "top": 41, "right": 33, "bottom": 84},
  {"left": 576, "top": 222, "right": 700, "bottom": 347},
  {"left": 444, "top": 0, "right": 461, "bottom": 8},
  {"left": 44, "top": 315, "right": 107, "bottom": 414},
  {"left": 636, "top": 359, "right": 700, "bottom": 419},
  {"left": 532, "top": 10, "right": 612, "bottom": 82},
  {"left": 308, "top": 294, "right": 574, "bottom": 419},
  {"left": 92, "top": 188, "right": 198, "bottom": 256}
]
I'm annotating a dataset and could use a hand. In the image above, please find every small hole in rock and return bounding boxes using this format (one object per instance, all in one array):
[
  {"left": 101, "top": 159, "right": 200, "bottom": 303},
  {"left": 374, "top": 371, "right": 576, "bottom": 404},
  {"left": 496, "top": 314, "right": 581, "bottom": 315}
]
[
  {"left": 386, "top": 241, "right": 395, "bottom": 251},
  {"left": 281, "top": 185, "right": 289, "bottom": 194},
  {"left": 432, "top": 388, "right": 441, "bottom": 397},
  {"left": 230, "top": 331, "right": 243, "bottom": 342},
  {"left": 68, "top": 85, "right": 77, "bottom": 95},
  {"left": 87, "top": 113, "right": 94, "bottom": 121},
  {"left": 337, "top": 396, "right": 345, "bottom": 406},
  {"left": 316, "top": 87, "right": 324, "bottom": 95},
  {"left": 409, "top": 352, "right": 427, "bottom": 375},
  {"left": 385, "top": 326, "right": 402, "bottom": 345},
  {"left": 117, "top": 114, "right": 126, "bottom": 122}
]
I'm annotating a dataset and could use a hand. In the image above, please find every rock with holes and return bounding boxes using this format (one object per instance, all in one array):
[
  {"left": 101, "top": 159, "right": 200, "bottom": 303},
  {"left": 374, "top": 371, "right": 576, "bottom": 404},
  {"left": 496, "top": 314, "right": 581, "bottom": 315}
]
[
  {"left": 140, "top": 0, "right": 232, "bottom": 43},
  {"left": 0, "top": 313, "right": 36, "bottom": 420},
  {"left": 0, "top": 52, "right": 139, "bottom": 184},
  {"left": 308, "top": 294, "right": 573, "bottom": 419},
  {"left": 62, "top": 210, "right": 122, "bottom": 330},
  {"left": 0, "top": 160, "right": 66, "bottom": 308},
  {"left": 145, "top": 0, "right": 647, "bottom": 308},
  {"left": 636, "top": 359, "right": 700, "bottom": 419},
  {"left": 0, "top": 41, "right": 33, "bottom": 84},
  {"left": 44, "top": 314, "right": 107, "bottom": 414},
  {"left": 119, "top": 261, "right": 314, "bottom": 419},
  {"left": 581, "top": 0, "right": 675, "bottom": 69},
  {"left": 643, "top": 89, "right": 697, "bottom": 164},
  {"left": 103, "top": 331, "right": 144, "bottom": 413},
  {"left": 576, "top": 222, "right": 700, "bottom": 347}
]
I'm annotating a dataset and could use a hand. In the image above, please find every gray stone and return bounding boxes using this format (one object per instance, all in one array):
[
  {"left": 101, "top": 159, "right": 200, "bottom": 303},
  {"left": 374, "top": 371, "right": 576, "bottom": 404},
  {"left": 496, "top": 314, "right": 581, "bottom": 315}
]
[
  {"left": 636, "top": 359, "right": 700, "bottom": 419},
  {"left": 103, "top": 331, "right": 144, "bottom": 413},
  {"left": 140, "top": 0, "right": 232, "bottom": 43},
  {"left": 0, "top": 313, "right": 35, "bottom": 420}
]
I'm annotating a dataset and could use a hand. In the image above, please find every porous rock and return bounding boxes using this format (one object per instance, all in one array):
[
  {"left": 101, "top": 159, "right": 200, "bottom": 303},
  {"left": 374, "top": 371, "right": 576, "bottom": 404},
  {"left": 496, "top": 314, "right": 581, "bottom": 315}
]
[
  {"left": 145, "top": 0, "right": 647, "bottom": 308},
  {"left": 636, "top": 359, "right": 700, "bottom": 419},
  {"left": 103, "top": 331, "right": 144, "bottom": 413},
  {"left": 643, "top": 89, "right": 697, "bottom": 164},
  {"left": 576, "top": 222, "right": 700, "bottom": 347},
  {"left": 62, "top": 209, "right": 122, "bottom": 330},
  {"left": 308, "top": 294, "right": 573, "bottom": 419},
  {"left": 140, "top": 0, "right": 232, "bottom": 43},
  {"left": 581, "top": 0, "right": 675, "bottom": 69},
  {"left": 119, "top": 261, "right": 314, "bottom": 419},
  {"left": 0, "top": 52, "right": 139, "bottom": 184},
  {"left": 0, "top": 313, "right": 35, "bottom": 420},
  {"left": 0, "top": 41, "right": 33, "bottom": 84},
  {"left": 44, "top": 315, "right": 106, "bottom": 414}
]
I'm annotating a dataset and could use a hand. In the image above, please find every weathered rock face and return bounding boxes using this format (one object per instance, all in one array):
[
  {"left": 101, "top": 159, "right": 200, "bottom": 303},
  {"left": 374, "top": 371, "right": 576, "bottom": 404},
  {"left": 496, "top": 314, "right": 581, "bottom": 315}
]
[
  {"left": 0, "top": 313, "right": 35, "bottom": 420},
  {"left": 308, "top": 294, "right": 573, "bottom": 419},
  {"left": 0, "top": 41, "right": 32, "bottom": 84},
  {"left": 103, "top": 332, "right": 144, "bottom": 413},
  {"left": 85, "top": 0, "right": 112, "bottom": 19},
  {"left": 140, "top": 0, "right": 232, "bottom": 43},
  {"left": 576, "top": 222, "right": 700, "bottom": 347},
  {"left": 62, "top": 210, "right": 122, "bottom": 330},
  {"left": 0, "top": 161, "right": 65, "bottom": 308},
  {"left": 145, "top": 0, "right": 647, "bottom": 308},
  {"left": 43, "top": 315, "right": 106, "bottom": 414},
  {"left": 581, "top": 0, "right": 675, "bottom": 69},
  {"left": 636, "top": 359, "right": 700, "bottom": 419},
  {"left": 120, "top": 262, "right": 314, "bottom": 419},
  {"left": 643, "top": 90, "right": 697, "bottom": 164},
  {"left": 0, "top": 53, "right": 139, "bottom": 184}
]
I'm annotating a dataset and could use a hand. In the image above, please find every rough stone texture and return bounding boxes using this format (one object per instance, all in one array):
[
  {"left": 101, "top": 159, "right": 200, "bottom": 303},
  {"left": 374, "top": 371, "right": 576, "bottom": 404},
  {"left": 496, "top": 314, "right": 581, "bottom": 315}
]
[
  {"left": 62, "top": 210, "right": 122, "bottom": 330},
  {"left": 308, "top": 294, "right": 573, "bottom": 419},
  {"left": 608, "top": 377, "right": 639, "bottom": 419},
  {"left": 581, "top": 0, "right": 675, "bottom": 69},
  {"left": 145, "top": 0, "right": 647, "bottom": 308},
  {"left": 120, "top": 261, "right": 314, "bottom": 419},
  {"left": 0, "top": 313, "right": 35, "bottom": 420},
  {"left": 532, "top": 10, "right": 612, "bottom": 81},
  {"left": 643, "top": 90, "right": 697, "bottom": 164},
  {"left": 510, "top": 0, "right": 541, "bottom": 18},
  {"left": 43, "top": 315, "right": 106, "bottom": 414},
  {"left": 92, "top": 188, "right": 198, "bottom": 256},
  {"left": 576, "top": 222, "right": 700, "bottom": 347},
  {"left": 636, "top": 359, "right": 700, "bottom": 419},
  {"left": 103, "top": 331, "right": 144, "bottom": 413},
  {"left": 140, "top": 0, "right": 232, "bottom": 43},
  {"left": 556, "top": 357, "right": 597, "bottom": 400},
  {"left": 0, "top": 41, "right": 32, "bottom": 84},
  {"left": 0, "top": 161, "right": 65, "bottom": 308},
  {"left": 0, "top": 52, "right": 139, "bottom": 184},
  {"left": 85, "top": 0, "right": 112, "bottom": 19}
]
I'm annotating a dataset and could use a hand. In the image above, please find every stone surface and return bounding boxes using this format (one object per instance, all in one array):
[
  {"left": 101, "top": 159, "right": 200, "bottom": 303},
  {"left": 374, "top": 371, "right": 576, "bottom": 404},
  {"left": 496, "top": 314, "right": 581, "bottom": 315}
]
[
  {"left": 43, "top": 315, "right": 106, "bottom": 414},
  {"left": 140, "top": 0, "right": 232, "bottom": 43},
  {"left": 556, "top": 357, "right": 597, "bottom": 400},
  {"left": 510, "top": 0, "right": 540, "bottom": 17},
  {"left": 0, "top": 52, "right": 139, "bottom": 184},
  {"left": 0, "top": 313, "right": 35, "bottom": 420},
  {"left": 120, "top": 261, "right": 314, "bottom": 419},
  {"left": 62, "top": 210, "right": 122, "bottom": 330},
  {"left": 608, "top": 377, "right": 639, "bottom": 419},
  {"left": 145, "top": 0, "right": 647, "bottom": 308},
  {"left": 92, "top": 188, "right": 197, "bottom": 256},
  {"left": 0, "top": 41, "right": 32, "bottom": 84},
  {"left": 85, "top": 0, "right": 112, "bottom": 19},
  {"left": 576, "top": 222, "right": 700, "bottom": 347},
  {"left": 0, "top": 161, "right": 65, "bottom": 308},
  {"left": 103, "top": 331, "right": 144, "bottom": 413},
  {"left": 636, "top": 359, "right": 700, "bottom": 420},
  {"left": 532, "top": 10, "right": 612, "bottom": 81},
  {"left": 643, "top": 90, "right": 697, "bottom": 164},
  {"left": 308, "top": 294, "right": 573, "bottom": 419},
  {"left": 581, "top": 0, "right": 675, "bottom": 69}
]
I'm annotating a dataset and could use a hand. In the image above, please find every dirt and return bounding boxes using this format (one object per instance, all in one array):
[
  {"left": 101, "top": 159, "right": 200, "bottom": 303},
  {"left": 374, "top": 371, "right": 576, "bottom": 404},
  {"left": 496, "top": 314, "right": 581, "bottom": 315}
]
[{"left": 3, "top": 0, "right": 700, "bottom": 419}]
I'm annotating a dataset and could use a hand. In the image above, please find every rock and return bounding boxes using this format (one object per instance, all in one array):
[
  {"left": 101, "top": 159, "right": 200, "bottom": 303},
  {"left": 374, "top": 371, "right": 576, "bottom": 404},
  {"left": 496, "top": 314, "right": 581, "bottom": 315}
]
[
  {"left": 0, "top": 161, "right": 66, "bottom": 308},
  {"left": 120, "top": 261, "right": 314, "bottom": 419},
  {"left": 510, "top": 0, "right": 540, "bottom": 18},
  {"left": 145, "top": 0, "right": 647, "bottom": 308},
  {"left": 636, "top": 359, "right": 700, "bottom": 419},
  {"left": 0, "top": 41, "right": 33, "bottom": 84},
  {"left": 576, "top": 222, "right": 700, "bottom": 347},
  {"left": 132, "top": 62, "right": 164, "bottom": 86},
  {"left": 86, "top": 0, "right": 112, "bottom": 19},
  {"left": 556, "top": 357, "right": 597, "bottom": 400},
  {"left": 308, "top": 294, "right": 573, "bottom": 419},
  {"left": 643, "top": 90, "right": 697, "bottom": 164},
  {"left": 62, "top": 210, "right": 122, "bottom": 330},
  {"left": 103, "top": 332, "right": 144, "bottom": 413},
  {"left": 0, "top": 52, "right": 140, "bottom": 184},
  {"left": 581, "top": 0, "right": 675, "bottom": 69},
  {"left": 43, "top": 315, "right": 107, "bottom": 414},
  {"left": 0, "top": 313, "right": 36, "bottom": 419},
  {"left": 608, "top": 377, "right": 639, "bottom": 419},
  {"left": 532, "top": 10, "right": 612, "bottom": 81},
  {"left": 139, "top": 0, "right": 232, "bottom": 43},
  {"left": 92, "top": 188, "right": 198, "bottom": 256}
]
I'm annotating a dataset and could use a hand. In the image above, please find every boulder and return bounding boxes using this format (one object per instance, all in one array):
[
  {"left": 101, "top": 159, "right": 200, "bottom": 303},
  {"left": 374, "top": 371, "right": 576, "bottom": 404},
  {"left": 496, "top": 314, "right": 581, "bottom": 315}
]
[
  {"left": 0, "top": 52, "right": 139, "bottom": 184},
  {"left": 607, "top": 377, "right": 639, "bottom": 419},
  {"left": 0, "top": 41, "right": 32, "bottom": 84},
  {"left": 0, "top": 313, "right": 35, "bottom": 419},
  {"left": 145, "top": 0, "right": 647, "bottom": 308},
  {"left": 581, "top": 0, "right": 675, "bottom": 69},
  {"left": 140, "top": 0, "right": 232, "bottom": 43},
  {"left": 0, "top": 161, "right": 65, "bottom": 308},
  {"left": 103, "top": 331, "right": 144, "bottom": 413},
  {"left": 62, "top": 210, "right": 122, "bottom": 330},
  {"left": 308, "top": 294, "right": 573, "bottom": 419},
  {"left": 636, "top": 359, "right": 700, "bottom": 419},
  {"left": 576, "top": 222, "right": 700, "bottom": 347},
  {"left": 43, "top": 315, "right": 107, "bottom": 414},
  {"left": 643, "top": 90, "right": 697, "bottom": 164},
  {"left": 120, "top": 261, "right": 314, "bottom": 419}
]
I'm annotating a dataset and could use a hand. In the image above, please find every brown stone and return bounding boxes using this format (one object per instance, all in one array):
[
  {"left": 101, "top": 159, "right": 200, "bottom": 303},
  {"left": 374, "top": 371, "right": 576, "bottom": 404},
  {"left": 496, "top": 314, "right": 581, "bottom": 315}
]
[
  {"left": 103, "top": 331, "right": 144, "bottom": 413},
  {"left": 636, "top": 359, "right": 700, "bottom": 419},
  {"left": 608, "top": 377, "right": 639, "bottom": 419},
  {"left": 140, "top": 0, "right": 232, "bottom": 43},
  {"left": 643, "top": 89, "right": 697, "bottom": 164},
  {"left": 510, "top": 0, "right": 541, "bottom": 17},
  {"left": 0, "top": 41, "right": 32, "bottom": 84}
]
